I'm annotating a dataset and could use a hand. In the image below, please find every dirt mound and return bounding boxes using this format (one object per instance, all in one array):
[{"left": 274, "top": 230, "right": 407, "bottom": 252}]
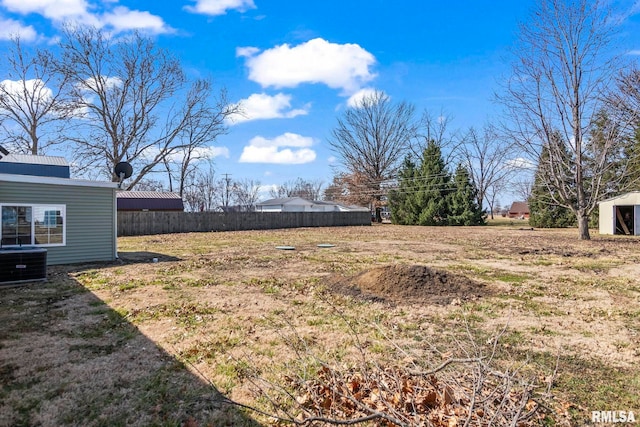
[{"left": 327, "top": 264, "right": 490, "bottom": 305}]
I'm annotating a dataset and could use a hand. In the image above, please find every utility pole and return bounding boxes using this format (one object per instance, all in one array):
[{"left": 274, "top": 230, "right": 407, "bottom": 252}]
[{"left": 222, "top": 173, "right": 232, "bottom": 208}]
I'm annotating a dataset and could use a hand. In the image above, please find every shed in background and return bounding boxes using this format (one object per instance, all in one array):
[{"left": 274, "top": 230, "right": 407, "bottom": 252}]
[
  {"left": 508, "top": 201, "right": 530, "bottom": 219},
  {"left": 598, "top": 192, "right": 640, "bottom": 235},
  {"left": 117, "top": 191, "right": 184, "bottom": 212}
]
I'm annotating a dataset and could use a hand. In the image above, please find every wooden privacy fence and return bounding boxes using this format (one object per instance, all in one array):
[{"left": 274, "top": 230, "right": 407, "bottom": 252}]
[{"left": 117, "top": 211, "right": 371, "bottom": 236}]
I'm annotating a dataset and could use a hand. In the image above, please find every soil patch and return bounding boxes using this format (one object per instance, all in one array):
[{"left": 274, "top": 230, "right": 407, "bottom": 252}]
[{"left": 327, "top": 264, "right": 490, "bottom": 305}]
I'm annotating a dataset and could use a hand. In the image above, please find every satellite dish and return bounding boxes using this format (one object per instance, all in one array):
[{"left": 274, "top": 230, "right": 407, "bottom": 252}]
[
  {"left": 114, "top": 161, "right": 133, "bottom": 188},
  {"left": 115, "top": 161, "right": 133, "bottom": 179}
]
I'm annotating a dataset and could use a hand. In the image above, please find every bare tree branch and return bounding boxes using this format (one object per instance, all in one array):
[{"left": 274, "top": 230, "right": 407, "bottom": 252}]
[
  {"left": 0, "top": 36, "right": 76, "bottom": 154},
  {"left": 56, "top": 25, "right": 236, "bottom": 187},
  {"left": 497, "top": 0, "right": 633, "bottom": 239},
  {"left": 270, "top": 178, "right": 325, "bottom": 200},
  {"left": 328, "top": 90, "right": 418, "bottom": 208},
  {"left": 457, "top": 123, "right": 517, "bottom": 216}
]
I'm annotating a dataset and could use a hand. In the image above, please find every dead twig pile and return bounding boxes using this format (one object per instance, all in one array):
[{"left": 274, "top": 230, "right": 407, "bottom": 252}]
[{"left": 284, "top": 358, "right": 540, "bottom": 426}]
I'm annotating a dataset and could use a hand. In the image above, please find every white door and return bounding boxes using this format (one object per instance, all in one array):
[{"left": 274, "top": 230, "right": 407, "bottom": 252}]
[{"left": 635, "top": 205, "right": 640, "bottom": 236}]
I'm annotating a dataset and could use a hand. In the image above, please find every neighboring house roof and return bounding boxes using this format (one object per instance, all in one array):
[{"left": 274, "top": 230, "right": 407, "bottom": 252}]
[
  {"left": 313, "top": 200, "right": 342, "bottom": 206},
  {"left": 255, "top": 197, "right": 367, "bottom": 212},
  {"left": 256, "top": 197, "right": 313, "bottom": 206},
  {"left": 0, "top": 153, "right": 70, "bottom": 178},
  {"left": 314, "top": 200, "right": 369, "bottom": 211},
  {"left": 509, "top": 201, "right": 530, "bottom": 214},
  {"left": 343, "top": 205, "right": 370, "bottom": 212},
  {"left": 116, "top": 191, "right": 184, "bottom": 211}
]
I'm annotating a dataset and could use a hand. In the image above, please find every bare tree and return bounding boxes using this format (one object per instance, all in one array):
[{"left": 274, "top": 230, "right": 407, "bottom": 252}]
[
  {"left": 458, "top": 123, "right": 515, "bottom": 218},
  {"left": 57, "top": 26, "right": 234, "bottom": 189},
  {"left": 498, "top": 0, "right": 631, "bottom": 240},
  {"left": 323, "top": 172, "right": 379, "bottom": 207},
  {"left": 162, "top": 87, "right": 237, "bottom": 197},
  {"left": 412, "top": 108, "right": 459, "bottom": 163},
  {"left": 605, "top": 65, "right": 640, "bottom": 190},
  {"left": 269, "top": 178, "right": 324, "bottom": 200},
  {"left": 217, "top": 173, "right": 234, "bottom": 209},
  {"left": 486, "top": 180, "right": 509, "bottom": 220},
  {"left": 512, "top": 179, "right": 534, "bottom": 203},
  {"left": 0, "top": 36, "right": 75, "bottom": 154},
  {"left": 232, "top": 178, "right": 261, "bottom": 212},
  {"left": 133, "top": 178, "right": 165, "bottom": 192},
  {"left": 182, "top": 166, "right": 218, "bottom": 212},
  {"left": 328, "top": 90, "right": 418, "bottom": 208}
]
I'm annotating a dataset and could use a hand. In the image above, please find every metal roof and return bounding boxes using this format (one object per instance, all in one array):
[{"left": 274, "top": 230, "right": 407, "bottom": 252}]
[
  {"left": 117, "top": 191, "right": 182, "bottom": 199},
  {"left": 0, "top": 153, "right": 69, "bottom": 166},
  {"left": 599, "top": 191, "right": 640, "bottom": 204},
  {"left": 116, "top": 191, "right": 184, "bottom": 211},
  {"left": 0, "top": 172, "right": 118, "bottom": 189}
]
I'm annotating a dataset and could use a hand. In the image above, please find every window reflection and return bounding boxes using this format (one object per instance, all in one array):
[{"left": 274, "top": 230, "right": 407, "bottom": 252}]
[{"left": 1, "top": 205, "right": 65, "bottom": 246}]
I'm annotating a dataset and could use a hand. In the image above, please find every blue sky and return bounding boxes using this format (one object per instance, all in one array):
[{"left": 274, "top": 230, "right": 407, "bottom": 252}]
[{"left": 1, "top": 0, "right": 640, "bottom": 199}]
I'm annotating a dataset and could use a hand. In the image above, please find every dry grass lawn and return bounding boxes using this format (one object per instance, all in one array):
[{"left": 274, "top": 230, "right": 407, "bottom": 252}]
[{"left": 1, "top": 224, "right": 639, "bottom": 426}]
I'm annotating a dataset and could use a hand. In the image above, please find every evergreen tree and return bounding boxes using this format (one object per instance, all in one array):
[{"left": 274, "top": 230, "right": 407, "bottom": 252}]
[
  {"left": 389, "top": 140, "right": 451, "bottom": 225},
  {"left": 447, "top": 164, "right": 486, "bottom": 226},
  {"left": 585, "top": 110, "right": 633, "bottom": 198},
  {"left": 528, "top": 142, "right": 576, "bottom": 228},
  {"left": 415, "top": 140, "right": 451, "bottom": 226},
  {"left": 389, "top": 155, "right": 419, "bottom": 224},
  {"left": 615, "top": 127, "right": 640, "bottom": 193}
]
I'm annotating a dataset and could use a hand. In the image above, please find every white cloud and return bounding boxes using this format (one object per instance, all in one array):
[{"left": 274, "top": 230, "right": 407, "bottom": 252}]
[
  {"left": 230, "top": 93, "right": 310, "bottom": 124},
  {"left": 239, "top": 132, "right": 316, "bottom": 164},
  {"left": 69, "top": 76, "right": 123, "bottom": 118},
  {"left": 238, "top": 38, "right": 377, "bottom": 94},
  {"left": 184, "top": 0, "right": 256, "bottom": 16},
  {"left": 0, "top": 0, "right": 171, "bottom": 34},
  {"left": 0, "top": 18, "right": 38, "bottom": 41},
  {"left": 141, "top": 145, "right": 229, "bottom": 163},
  {"left": 506, "top": 157, "right": 536, "bottom": 170},
  {"left": 346, "top": 87, "right": 380, "bottom": 108},
  {"left": 2, "top": 0, "right": 90, "bottom": 21},
  {"left": 82, "top": 75, "right": 123, "bottom": 92},
  {"left": 194, "top": 146, "right": 230, "bottom": 159},
  {"left": 102, "top": 7, "right": 172, "bottom": 34},
  {"left": 165, "top": 145, "right": 230, "bottom": 162},
  {"left": 250, "top": 132, "right": 313, "bottom": 148},
  {"left": 0, "top": 79, "right": 53, "bottom": 111},
  {"left": 236, "top": 46, "right": 259, "bottom": 57},
  {"left": 256, "top": 183, "right": 276, "bottom": 202}
]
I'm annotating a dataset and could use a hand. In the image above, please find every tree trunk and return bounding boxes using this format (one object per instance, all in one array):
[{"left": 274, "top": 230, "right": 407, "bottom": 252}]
[{"left": 578, "top": 213, "right": 591, "bottom": 240}]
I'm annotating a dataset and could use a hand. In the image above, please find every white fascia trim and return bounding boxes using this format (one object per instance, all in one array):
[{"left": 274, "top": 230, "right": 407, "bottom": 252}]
[{"left": 0, "top": 173, "right": 119, "bottom": 189}]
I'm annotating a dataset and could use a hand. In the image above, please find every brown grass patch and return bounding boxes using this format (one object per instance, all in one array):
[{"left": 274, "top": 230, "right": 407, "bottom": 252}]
[{"left": 1, "top": 225, "right": 639, "bottom": 426}]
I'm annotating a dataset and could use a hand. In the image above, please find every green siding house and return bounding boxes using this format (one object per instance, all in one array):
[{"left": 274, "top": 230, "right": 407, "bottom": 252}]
[{"left": 0, "top": 173, "right": 118, "bottom": 265}]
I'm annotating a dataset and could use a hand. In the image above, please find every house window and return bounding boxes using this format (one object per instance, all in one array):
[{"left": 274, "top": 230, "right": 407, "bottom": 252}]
[{"left": 1, "top": 204, "right": 65, "bottom": 247}]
